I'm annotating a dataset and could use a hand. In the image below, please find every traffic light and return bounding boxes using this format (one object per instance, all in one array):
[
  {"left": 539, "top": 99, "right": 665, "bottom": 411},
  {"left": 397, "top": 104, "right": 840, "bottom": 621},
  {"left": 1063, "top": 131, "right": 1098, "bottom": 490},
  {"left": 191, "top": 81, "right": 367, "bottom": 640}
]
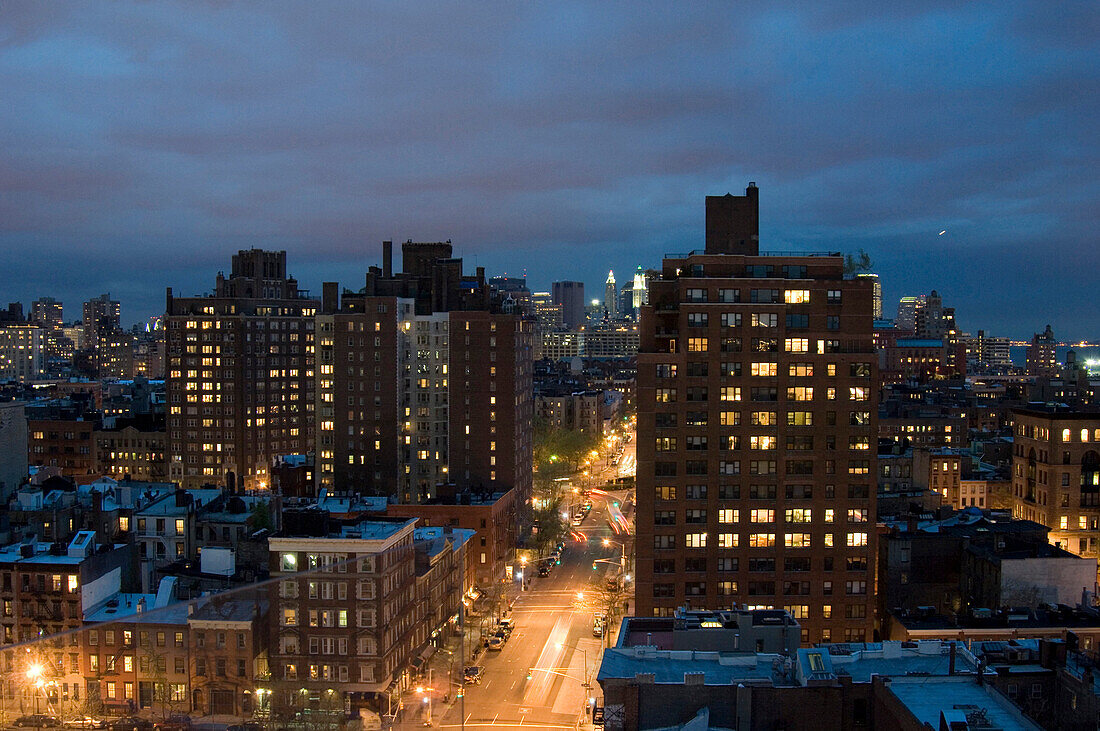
[
  {"left": 592, "top": 562, "right": 597, "bottom": 570},
  {"left": 526, "top": 668, "right": 533, "bottom": 680}
]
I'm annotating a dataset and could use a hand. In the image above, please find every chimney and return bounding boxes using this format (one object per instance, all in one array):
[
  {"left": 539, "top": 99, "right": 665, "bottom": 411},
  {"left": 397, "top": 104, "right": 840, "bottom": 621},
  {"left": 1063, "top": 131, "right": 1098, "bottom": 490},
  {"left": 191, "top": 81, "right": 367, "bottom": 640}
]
[
  {"left": 383, "top": 240, "right": 393, "bottom": 278},
  {"left": 948, "top": 641, "right": 956, "bottom": 675}
]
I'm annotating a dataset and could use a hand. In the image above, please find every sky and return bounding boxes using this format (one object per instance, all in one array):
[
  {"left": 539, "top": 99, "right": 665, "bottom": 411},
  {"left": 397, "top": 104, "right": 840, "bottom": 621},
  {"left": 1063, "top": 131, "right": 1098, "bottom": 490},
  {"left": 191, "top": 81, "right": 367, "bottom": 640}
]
[{"left": 0, "top": 2, "right": 1097, "bottom": 338}]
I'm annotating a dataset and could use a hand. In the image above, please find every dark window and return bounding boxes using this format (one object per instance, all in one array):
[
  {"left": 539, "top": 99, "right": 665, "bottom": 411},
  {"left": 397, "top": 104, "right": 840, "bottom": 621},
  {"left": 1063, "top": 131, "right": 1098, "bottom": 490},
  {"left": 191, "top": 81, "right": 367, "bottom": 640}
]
[
  {"left": 686, "top": 461, "right": 708, "bottom": 475},
  {"left": 749, "top": 288, "right": 778, "bottom": 302},
  {"left": 787, "top": 460, "right": 814, "bottom": 475},
  {"left": 749, "top": 484, "right": 776, "bottom": 500},
  {"left": 786, "top": 314, "right": 809, "bottom": 329},
  {"left": 686, "top": 485, "right": 708, "bottom": 500},
  {"left": 785, "top": 485, "right": 813, "bottom": 499},
  {"left": 684, "top": 558, "right": 707, "bottom": 572},
  {"left": 784, "top": 557, "right": 812, "bottom": 572},
  {"left": 686, "top": 362, "right": 709, "bottom": 377},
  {"left": 654, "top": 560, "right": 675, "bottom": 574},
  {"left": 751, "top": 387, "right": 777, "bottom": 401},
  {"left": 749, "top": 558, "right": 775, "bottom": 572}
]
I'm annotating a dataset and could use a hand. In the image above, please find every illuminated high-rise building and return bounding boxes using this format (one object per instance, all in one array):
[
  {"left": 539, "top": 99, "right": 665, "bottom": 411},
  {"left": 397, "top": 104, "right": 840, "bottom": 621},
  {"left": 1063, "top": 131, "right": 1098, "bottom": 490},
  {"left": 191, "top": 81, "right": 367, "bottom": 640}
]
[
  {"left": 636, "top": 184, "right": 878, "bottom": 644},
  {"left": 605, "top": 270, "right": 619, "bottom": 319},
  {"left": 855, "top": 274, "right": 882, "bottom": 320},
  {"left": 315, "top": 241, "right": 533, "bottom": 505},
  {"left": 165, "top": 249, "right": 318, "bottom": 490}
]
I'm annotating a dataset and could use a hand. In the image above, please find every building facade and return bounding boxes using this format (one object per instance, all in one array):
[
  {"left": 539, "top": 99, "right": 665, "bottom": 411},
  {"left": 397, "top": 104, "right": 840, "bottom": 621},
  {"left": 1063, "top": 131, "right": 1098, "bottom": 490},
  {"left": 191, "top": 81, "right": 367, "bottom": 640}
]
[
  {"left": 266, "top": 518, "right": 419, "bottom": 720},
  {"left": 165, "top": 250, "right": 318, "bottom": 490},
  {"left": 636, "top": 185, "right": 878, "bottom": 643},
  {"left": 1010, "top": 406, "right": 1100, "bottom": 560},
  {"left": 552, "top": 281, "right": 585, "bottom": 329},
  {"left": 315, "top": 242, "right": 533, "bottom": 507}
]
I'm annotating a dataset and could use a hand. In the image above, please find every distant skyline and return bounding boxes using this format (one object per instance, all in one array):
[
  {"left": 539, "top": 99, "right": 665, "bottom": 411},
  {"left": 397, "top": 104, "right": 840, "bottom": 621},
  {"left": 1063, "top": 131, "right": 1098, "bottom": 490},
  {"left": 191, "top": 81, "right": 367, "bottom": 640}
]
[{"left": 1, "top": 2, "right": 1097, "bottom": 337}]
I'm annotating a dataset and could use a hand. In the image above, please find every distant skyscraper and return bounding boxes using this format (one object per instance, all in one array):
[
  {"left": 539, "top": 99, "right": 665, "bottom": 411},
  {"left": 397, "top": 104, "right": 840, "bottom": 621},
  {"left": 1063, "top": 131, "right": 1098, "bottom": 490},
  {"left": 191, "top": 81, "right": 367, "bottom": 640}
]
[
  {"left": 82, "top": 293, "right": 120, "bottom": 347},
  {"left": 531, "top": 292, "right": 563, "bottom": 331},
  {"left": 856, "top": 274, "right": 882, "bottom": 319},
  {"left": 963, "top": 330, "right": 1013, "bottom": 372},
  {"left": 30, "top": 297, "right": 66, "bottom": 366},
  {"left": 1026, "top": 324, "right": 1058, "bottom": 377},
  {"left": 632, "top": 266, "right": 649, "bottom": 312},
  {"left": 604, "top": 270, "right": 619, "bottom": 319},
  {"left": 552, "top": 281, "right": 585, "bottom": 329},
  {"left": 0, "top": 324, "right": 44, "bottom": 381},
  {"left": 30, "top": 297, "right": 63, "bottom": 330},
  {"left": 895, "top": 295, "right": 925, "bottom": 332}
]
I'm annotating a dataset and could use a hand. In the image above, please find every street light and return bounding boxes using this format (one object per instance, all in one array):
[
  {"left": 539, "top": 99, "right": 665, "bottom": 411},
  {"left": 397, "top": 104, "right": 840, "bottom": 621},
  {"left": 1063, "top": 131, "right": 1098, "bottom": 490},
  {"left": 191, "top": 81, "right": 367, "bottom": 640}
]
[
  {"left": 602, "top": 538, "right": 627, "bottom": 572},
  {"left": 554, "top": 642, "right": 593, "bottom": 688},
  {"left": 26, "top": 664, "right": 45, "bottom": 731}
]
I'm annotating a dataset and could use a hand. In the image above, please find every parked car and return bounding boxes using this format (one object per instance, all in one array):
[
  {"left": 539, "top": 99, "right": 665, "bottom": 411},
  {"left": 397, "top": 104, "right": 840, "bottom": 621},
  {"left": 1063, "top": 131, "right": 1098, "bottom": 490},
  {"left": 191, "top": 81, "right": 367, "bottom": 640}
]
[
  {"left": 226, "top": 722, "right": 262, "bottom": 731},
  {"left": 486, "top": 635, "right": 505, "bottom": 651},
  {"left": 14, "top": 715, "right": 61, "bottom": 728},
  {"left": 464, "top": 665, "right": 483, "bottom": 684},
  {"left": 537, "top": 563, "right": 551, "bottom": 577},
  {"left": 63, "top": 719, "right": 106, "bottom": 730},
  {"left": 592, "top": 619, "right": 604, "bottom": 637},
  {"left": 109, "top": 718, "right": 154, "bottom": 731},
  {"left": 154, "top": 716, "right": 192, "bottom": 731},
  {"left": 498, "top": 617, "right": 515, "bottom": 636}
]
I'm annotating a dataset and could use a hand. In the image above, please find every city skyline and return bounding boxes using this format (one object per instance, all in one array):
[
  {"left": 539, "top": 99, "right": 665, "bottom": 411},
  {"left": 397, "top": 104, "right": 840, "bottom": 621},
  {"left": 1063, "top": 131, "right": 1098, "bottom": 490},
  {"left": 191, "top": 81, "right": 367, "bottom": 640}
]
[{"left": 1, "top": 3, "right": 1096, "bottom": 337}]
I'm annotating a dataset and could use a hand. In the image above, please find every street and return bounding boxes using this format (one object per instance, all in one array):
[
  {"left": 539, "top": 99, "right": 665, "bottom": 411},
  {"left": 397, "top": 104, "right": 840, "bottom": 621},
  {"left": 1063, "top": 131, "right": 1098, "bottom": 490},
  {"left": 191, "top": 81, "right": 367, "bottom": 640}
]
[{"left": 416, "top": 492, "right": 631, "bottom": 730}]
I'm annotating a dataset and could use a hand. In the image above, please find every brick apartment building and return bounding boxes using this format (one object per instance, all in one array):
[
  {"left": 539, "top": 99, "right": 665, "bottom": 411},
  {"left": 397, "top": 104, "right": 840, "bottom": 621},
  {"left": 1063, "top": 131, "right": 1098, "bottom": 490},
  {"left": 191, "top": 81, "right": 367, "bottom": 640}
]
[
  {"left": 1011, "top": 405, "right": 1100, "bottom": 560},
  {"left": 0, "top": 532, "right": 134, "bottom": 711},
  {"left": 315, "top": 241, "right": 533, "bottom": 508},
  {"left": 165, "top": 249, "right": 318, "bottom": 490},
  {"left": 635, "top": 185, "right": 879, "bottom": 643},
  {"left": 265, "top": 516, "right": 419, "bottom": 720}
]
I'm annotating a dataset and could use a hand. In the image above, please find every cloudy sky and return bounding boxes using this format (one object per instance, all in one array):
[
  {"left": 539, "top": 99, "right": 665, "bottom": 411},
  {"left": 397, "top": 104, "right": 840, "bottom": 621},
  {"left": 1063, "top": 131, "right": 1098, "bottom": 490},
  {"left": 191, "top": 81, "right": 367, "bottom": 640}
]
[{"left": 1, "top": 2, "right": 1097, "bottom": 337}]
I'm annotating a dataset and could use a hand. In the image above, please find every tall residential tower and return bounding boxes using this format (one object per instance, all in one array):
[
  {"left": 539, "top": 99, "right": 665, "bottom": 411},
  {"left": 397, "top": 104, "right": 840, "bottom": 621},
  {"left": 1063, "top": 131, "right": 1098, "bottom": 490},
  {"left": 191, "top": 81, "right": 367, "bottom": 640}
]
[{"left": 636, "top": 185, "right": 879, "bottom": 644}]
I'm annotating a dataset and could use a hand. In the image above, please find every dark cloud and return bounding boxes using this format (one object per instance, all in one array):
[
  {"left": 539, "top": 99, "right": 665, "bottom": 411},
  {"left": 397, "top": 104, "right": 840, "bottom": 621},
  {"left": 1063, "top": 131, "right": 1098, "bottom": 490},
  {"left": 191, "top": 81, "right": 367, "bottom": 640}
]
[{"left": 0, "top": 0, "right": 1096, "bottom": 338}]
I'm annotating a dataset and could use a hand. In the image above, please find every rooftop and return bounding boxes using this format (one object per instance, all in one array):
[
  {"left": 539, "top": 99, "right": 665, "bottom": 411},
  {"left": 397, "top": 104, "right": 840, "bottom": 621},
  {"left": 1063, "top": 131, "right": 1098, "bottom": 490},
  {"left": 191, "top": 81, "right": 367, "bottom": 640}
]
[
  {"left": 887, "top": 675, "right": 1042, "bottom": 730},
  {"left": 598, "top": 640, "right": 984, "bottom": 687}
]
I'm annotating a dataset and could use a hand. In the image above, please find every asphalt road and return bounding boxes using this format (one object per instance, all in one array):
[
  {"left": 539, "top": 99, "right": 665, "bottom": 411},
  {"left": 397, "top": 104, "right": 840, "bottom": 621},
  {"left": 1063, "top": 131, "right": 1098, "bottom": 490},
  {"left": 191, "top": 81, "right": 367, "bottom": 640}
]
[{"left": 427, "top": 498, "right": 631, "bottom": 730}]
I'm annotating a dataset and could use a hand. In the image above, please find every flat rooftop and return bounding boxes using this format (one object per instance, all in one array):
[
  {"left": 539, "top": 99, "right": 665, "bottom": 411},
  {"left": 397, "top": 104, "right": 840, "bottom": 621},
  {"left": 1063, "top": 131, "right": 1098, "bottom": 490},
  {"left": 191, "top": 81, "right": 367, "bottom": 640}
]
[{"left": 887, "top": 675, "right": 1042, "bottom": 730}]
